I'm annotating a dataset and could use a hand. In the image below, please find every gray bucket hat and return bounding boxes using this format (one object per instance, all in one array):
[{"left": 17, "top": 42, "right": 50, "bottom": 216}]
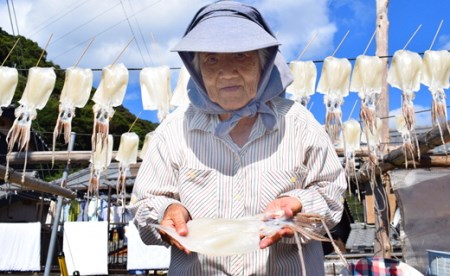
[{"left": 172, "top": 1, "right": 280, "bottom": 53}]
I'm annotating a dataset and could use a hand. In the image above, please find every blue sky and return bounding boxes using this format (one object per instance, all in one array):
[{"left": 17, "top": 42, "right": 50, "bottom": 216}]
[{"left": 1, "top": 0, "right": 449, "bottom": 131}]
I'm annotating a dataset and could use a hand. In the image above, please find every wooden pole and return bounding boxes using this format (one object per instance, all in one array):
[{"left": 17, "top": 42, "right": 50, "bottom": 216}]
[
  {"left": 374, "top": 0, "right": 391, "bottom": 258},
  {"left": 0, "top": 165, "right": 76, "bottom": 199}
]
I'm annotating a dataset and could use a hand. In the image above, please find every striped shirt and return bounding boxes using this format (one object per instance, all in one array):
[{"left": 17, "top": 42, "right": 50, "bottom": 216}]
[{"left": 128, "top": 97, "right": 347, "bottom": 276}]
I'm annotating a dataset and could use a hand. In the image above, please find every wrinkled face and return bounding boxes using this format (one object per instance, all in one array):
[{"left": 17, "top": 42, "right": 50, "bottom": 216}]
[{"left": 199, "top": 51, "right": 261, "bottom": 111}]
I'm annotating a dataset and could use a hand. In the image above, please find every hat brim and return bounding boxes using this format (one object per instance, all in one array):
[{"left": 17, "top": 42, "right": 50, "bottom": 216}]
[{"left": 172, "top": 15, "right": 280, "bottom": 53}]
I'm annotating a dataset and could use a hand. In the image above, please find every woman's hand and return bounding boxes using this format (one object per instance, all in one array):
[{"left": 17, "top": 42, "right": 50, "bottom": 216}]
[
  {"left": 259, "top": 196, "right": 302, "bottom": 249},
  {"left": 160, "top": 203, "right": 191, "bottom": 254}
]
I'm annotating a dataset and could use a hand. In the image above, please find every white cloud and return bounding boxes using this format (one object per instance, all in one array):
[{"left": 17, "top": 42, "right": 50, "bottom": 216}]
[
  {"left": 253, "top": 0, "right": 336, "bottom": 61},
  {"left": 1, "top": 0, "right": 209, "bottom": 69}
]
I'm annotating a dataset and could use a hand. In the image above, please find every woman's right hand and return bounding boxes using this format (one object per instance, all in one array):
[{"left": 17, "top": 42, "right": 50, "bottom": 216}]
[{"left": 160, "top": 203, "right": 191, "bottom": 254}]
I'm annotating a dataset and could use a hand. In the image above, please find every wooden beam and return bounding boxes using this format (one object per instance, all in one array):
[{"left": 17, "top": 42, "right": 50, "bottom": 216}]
[
  {"left": 357, "top": 121, "right": 450, "bottom": 182},
  {"left": 6, "top": 150, "right": 143, "bottom": 165},
  {"left": 0, "top": 165, "right": 77, "bottom": 199}
]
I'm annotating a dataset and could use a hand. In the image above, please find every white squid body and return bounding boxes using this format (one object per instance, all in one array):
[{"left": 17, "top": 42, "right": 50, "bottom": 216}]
[
  {"left": 116, "top": 132, "right": 139, "bottom": 167},
  {"left": 92, "top": 63, "right": 128, "bottom": 152},
  {"left": 89, "top": 134, "right": 113, "bottom": 194},
  {"left": 115, "top": 132, "right": 139, "bottom": 197},
  {"left": 53, "top": 67, "right": 93, "bottom": 164},
  {"left": 387, "top": 50, "right": 422, "bottom": 132},
  {"left": 170, "top": 66, "right": 191, "bottom": 108},
  {"left": 0, "top": 66, "right": 18, "bottom": 116},
  {"left": 317, "top": 56, "right": 352, "bottom": 142},
  {"left": 342, "top": 119, "right": 362, "bottom": 199},
  {"left": 421, "top": 50, "right": 450, "bottom": 136},
  {"left": 154, "top": 218, "right": 264, "bottom": 256},
  {"left": 350, "top": 55, "right": 384, "bottom": 98},
  {"left": 343, "top": 119, "right": 361, "bottom": 155},
  {"left": 422, "top": 50, "right": 450, "bottom": 91},
  {"left": 138, "top": 132, "right": 154, "bottom": 160},
  {"left": 350, "top": 55, "right": 384, "bottom": 135},
  {"left": 286, "top": 61, "right": 317, "bottom": 106},
  {"left": 140, "top": 66, "right": 172, "bottom": 122},
  {"left": 5, "top": 67, "right": 56, "bottom": 182}
]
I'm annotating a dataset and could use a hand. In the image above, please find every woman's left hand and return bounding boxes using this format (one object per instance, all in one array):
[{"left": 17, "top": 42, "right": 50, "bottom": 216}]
[{"left": 259, "top": 196, "right": 302, "bottom": 249}]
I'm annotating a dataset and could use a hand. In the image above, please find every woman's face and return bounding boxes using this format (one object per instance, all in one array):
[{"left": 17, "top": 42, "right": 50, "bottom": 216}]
[{"left": 198, "top": 51, "right": 261, "bottom": 111}]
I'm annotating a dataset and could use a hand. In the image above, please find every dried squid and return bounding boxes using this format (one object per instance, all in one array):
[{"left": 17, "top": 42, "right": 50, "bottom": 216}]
[
  {"left": 421, "top": 50, "right": 450, "bottom": 146},
  {"left": 6, "top": 67, "right": 56, "bottom": 182},
  {"left": 138, "top": 132, "right": 154, "bottom": 161},
  {"left": 394, "top": 114, "right": 416, "bottom": 168},
  {"left": 360, "top": 117, "right": 382, "bottom": 184},
  {"left": 387, "top": 50, "right": 422, "bottom": 161},
  {"left": 53, "top": 67, "right": 93, "bottom": 165},
  {"left": 89, "top": 134, "right": 113, "bottom": 196},
  {"left": 317, "top": 56, "right": 352, "bottom": 143},
  {"left": 350, "top": 55, "right": 384, "bottom": 135},
  {"left": 140, "top": 66, "right": 172, "bottom": 122},
  {"left": 152, "top": 211, "right": 347, "bottom": 276},
  {"left": 170, "top": 66, "right": 191, "bottom": 108},
  {"left": 91, "top": 63, "right": 128, "bottom": 154},
  {"left": 342, "top": 119, "right": 362, "bottom": 200},
  {"left": 115, "top": 132, "right": 139, "bottom": 202},
  {"left": 286, "top": 61, "right": 317, "bottom": 106},
  {"left": 0, "top": 66, "right": 18, "bottom": 116}
]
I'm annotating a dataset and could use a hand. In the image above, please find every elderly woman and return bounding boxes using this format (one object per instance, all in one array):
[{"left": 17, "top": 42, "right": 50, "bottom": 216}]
[{"left": 128, "top": 1, "right": 346, "bottom": 275}]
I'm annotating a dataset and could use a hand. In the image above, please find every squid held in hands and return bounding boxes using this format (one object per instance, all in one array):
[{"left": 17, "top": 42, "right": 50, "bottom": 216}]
[
  {"left": 152, "top": 211, "right": 347, "bottom": 275},
  {"left": 53, "top": 67, "right": 93, "bottom": 165},
  {"left": 92, "top": 63, "right": 128, "bottom": 153},
  {"left": 342, "top": 119, "right": 362, "bottom": 200},
  {"left": 350, "top": 55, "right": 384, "bottom": 135},
  {"left": 115, "top": 132, "right": 139, "bottom": 202},
  {"left": 140, "top": 66, "right": 172, "bottom": 122},
  {"left": 286, "top": 61, "right": 317, "bottom": 106},
  {"left": 170, "top": 66, "right": 191, "bottom": 108},
  {"left": 317, "top": 56, "right": 352, "bottom": 143},
  {"left": 421, "top": 50, "right": 450, "bottom": 145},
  {"left": 89, "top": 134, "right": 113, "bottom": 196},
  {"left": 6, "top": 67, "right": 56, "bottom": 182},
  {"left": 387, "top": 50, "right": 422, "bottom": 160},
  {"left": 0, "top": 66, "right": 18, "bottom": 116}
]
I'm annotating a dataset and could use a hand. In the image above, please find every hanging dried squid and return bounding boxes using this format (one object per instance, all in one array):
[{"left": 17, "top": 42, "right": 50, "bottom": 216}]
[
  {"left": 421, "top": 50, "right": 450, "bottom": 146},
  {"left": 317, "top": 56, "right": 352, "bottom": 143},
  {"left": 138, "top": 131, "right": 154, "bottom": 161},
  {"left": 140, "top": 66, "right": 172, "bottom": 122},
  {"left": 394, "top": 114, "right": 416, "bottom": 168},
  {"left": 53, "top": 67, "right": 93, "bottom": 165},
  {"left": 360, "top": 117, "right": 382, "bottom": 183},
  {"left": 286, "top": 60, "right": 317, "bottom": 106},
  {"left": 91, "top": 63, "right": 128, "bottom": 153},
  {"left": 350, "top": 55, "right": 384, "bottom": 135},
  {"left": 342, "top": 119, "right": 362, "bottom": 200},
  {"left": 115, "top": 132, "right": 139, "bottom": 203},
  {"left": 89, "top": 134, "right": 113, "bottom": 196},
  {"left": 0, "top": 66, "right": 18, "bottom": 116},
  {"left": 170, "top": 66, "right": 191, "bottom": 108},
  {"left": 5, "top": 67, "right": 56, "bottom": 182},
  {"left": 387, "top": 50, "right": 422, "bottom": 160}
]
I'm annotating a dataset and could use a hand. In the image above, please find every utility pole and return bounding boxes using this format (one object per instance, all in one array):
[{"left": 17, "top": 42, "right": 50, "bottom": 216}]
[{"left": 374, "top": 0, "right": 392, "bottom": 258}]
